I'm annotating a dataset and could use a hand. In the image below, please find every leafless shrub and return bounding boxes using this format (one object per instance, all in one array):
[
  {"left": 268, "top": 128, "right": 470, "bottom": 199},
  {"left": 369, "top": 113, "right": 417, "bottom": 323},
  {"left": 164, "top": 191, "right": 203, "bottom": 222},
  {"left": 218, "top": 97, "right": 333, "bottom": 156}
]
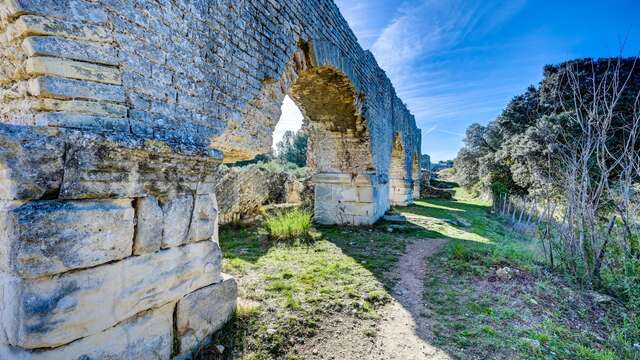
[{"left": 548, "top": 56, "right": 639, "bottom": 287}]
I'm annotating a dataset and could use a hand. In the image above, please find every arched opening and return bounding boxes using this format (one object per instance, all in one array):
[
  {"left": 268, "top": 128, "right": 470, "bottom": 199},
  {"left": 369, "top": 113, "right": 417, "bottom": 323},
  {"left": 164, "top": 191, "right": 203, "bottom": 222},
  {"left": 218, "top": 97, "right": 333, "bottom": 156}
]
[
  {"left": 213, "top": 43, "right": 381, "bottom": 225},
  {"left": 288, "top": 65, "right": 377, "bottom": 225},
  {"left": 290, "top": 67, "right": 372, "bottom": 174},
  {"left": 272, "top": 95, "right": 308, "bottom": 170},
  {"left": 272, "top": 95, "right": 304, "bottom": 155},
  {"left": 389, "top": 133, "right": 411, "bottom": 206}
]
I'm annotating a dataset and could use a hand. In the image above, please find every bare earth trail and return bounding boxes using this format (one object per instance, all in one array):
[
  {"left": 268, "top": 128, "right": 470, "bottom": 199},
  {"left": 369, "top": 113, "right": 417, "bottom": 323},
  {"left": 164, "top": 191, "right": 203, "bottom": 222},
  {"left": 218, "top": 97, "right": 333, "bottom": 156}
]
[
  {"left": 374, "top": 238, "right": 451, "bottom": 360},
  {"left": 298, "top": 238, "right": 452, "bottom": 360}
]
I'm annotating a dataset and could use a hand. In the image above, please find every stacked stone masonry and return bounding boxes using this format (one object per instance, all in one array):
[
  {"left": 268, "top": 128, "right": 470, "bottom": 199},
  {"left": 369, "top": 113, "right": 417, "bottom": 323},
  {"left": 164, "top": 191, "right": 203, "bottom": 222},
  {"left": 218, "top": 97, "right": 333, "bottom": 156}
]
[
  {"left": 215, "top": 164, "right": 310, "bottom": 225},
  {"left": 0, "top": 0, "right": 421, "bottom": 358}
]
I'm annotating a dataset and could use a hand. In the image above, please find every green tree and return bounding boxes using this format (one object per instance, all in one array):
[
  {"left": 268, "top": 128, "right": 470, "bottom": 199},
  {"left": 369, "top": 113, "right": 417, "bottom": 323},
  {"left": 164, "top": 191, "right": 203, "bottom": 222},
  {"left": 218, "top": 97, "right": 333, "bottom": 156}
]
[
  {"left": 276, "top": 130, "right": 308, "bottom": 167},
  {"left": 454, "top": 57, "right": 640, "bottom": 195}
]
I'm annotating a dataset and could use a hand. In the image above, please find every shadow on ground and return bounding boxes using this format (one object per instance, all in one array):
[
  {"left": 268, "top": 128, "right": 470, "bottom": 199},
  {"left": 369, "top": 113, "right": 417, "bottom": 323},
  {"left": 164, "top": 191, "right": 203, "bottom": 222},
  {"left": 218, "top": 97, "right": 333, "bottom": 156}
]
[{"left": 200, "top": 194, "right": 533, "bottom": 359}]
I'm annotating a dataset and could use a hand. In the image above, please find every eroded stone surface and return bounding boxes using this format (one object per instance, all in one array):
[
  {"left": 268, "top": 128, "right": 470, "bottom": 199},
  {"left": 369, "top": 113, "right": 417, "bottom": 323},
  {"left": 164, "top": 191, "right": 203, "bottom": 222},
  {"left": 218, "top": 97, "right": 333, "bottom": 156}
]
[
  {"left": 189, "top": 193, "right": 218, "bottom": 243},
  {"left": 1, "top": 240, "right": 221, "bottom": 349},
  {"left": 0, "top": 0, "right": 108, "bottom": 23},
  {"left": 2, "top": 15, "right": 113, "bottom": 43},
  {"left": 23, "top": 36, "right": 120, "bottom": 66},
  {"left": 176, "top": 274, "right": 237, "bottom": 353},
  {"left": 28, "top": 76, "right": 125, "bottom": 102},
  {"left": 60, "top": 131, "right": 221, "bottom": 200},
  {"left": 0, "top": 125, "right": 64, "bottom": 201},
  {"left": 161, "top": 194, "right": 192, "bottom": 249},
  {"left": 133, "top": 196, "right": 162, "bottom": 255},
  {"left": 0, "top": 199, "right": 134, "bottom": 278},
  {"left": 0, "top": 302, "right": 174, "bottom": 360},
  {"left": 25, "top": 57, "right": 121, "bottom": 85}
]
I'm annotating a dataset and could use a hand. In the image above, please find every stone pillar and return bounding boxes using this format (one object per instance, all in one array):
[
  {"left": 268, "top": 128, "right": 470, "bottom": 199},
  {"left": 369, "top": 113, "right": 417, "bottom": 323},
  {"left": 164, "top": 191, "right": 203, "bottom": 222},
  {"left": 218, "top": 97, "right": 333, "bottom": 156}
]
[
  {"left": 389, "top": 178, "right": 413, "bottom": 207},
  {"left": 0, "top": 2, "right": 237, "bottom": 357},
  {"left": 0, "top": 128, "right": 237, "bottom": 359},
  {"left": 312, "top": 173, "right": 385, "bottom": 225},
  {"left": 413, "top": 178, "right": 421, "bottom": 201}
]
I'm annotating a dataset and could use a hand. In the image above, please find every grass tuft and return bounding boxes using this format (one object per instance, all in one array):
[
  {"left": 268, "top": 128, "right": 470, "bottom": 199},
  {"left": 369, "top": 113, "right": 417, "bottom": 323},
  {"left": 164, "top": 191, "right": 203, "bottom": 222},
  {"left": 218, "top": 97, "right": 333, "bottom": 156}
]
[{"left": 263, "top": 209, "right": 313, "bottom": 242}]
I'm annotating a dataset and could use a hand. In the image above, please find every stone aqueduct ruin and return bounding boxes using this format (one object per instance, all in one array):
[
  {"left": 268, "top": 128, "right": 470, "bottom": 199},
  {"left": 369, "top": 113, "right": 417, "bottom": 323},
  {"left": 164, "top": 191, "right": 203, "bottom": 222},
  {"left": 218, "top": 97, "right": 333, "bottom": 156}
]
[{"left": 0, "top": 0, "right": 421, "bottom": 358}]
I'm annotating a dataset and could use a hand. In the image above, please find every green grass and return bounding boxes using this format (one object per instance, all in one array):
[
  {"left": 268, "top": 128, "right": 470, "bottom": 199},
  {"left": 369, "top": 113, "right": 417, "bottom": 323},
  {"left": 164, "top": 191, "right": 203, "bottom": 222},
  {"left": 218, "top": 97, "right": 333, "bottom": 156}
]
[
  {"left": 202, "top": 216, "right": 412, "bottom": 359},
  {"left": 407, "top": 188, "right": 637, "bottom": 360},
  {"left": 263, "top": 209, "right": 313, "bottom": 242},
  {"left": 198, "top": 187, "right": 637, "bottom": 360}
]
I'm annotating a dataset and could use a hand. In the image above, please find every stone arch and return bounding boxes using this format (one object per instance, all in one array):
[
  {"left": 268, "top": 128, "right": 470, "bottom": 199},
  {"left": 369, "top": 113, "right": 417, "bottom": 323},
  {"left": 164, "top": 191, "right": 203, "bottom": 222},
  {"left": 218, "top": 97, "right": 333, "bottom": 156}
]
[
  {"left": 0, "top": 2, "right": 424, "bottom": 357},
  {"left": 291, "top": 67, "right": 372, "bottom": 174},
  {"left": 214, "top": 42, "right": 378, "bottom": 225},
  {"left": 389, "top": 133, "right": 412, "bottom": 206}
]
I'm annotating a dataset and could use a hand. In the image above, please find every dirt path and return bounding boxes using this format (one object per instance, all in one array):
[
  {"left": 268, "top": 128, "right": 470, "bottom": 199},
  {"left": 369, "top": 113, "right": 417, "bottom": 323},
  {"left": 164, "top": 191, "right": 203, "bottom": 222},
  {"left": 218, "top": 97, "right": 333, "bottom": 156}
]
[
  {"left": 296, "top": 238, "right": 451, "bottom": 360},
  {"left": 373, "top": 238, "right": 451, "bottom": 360}
]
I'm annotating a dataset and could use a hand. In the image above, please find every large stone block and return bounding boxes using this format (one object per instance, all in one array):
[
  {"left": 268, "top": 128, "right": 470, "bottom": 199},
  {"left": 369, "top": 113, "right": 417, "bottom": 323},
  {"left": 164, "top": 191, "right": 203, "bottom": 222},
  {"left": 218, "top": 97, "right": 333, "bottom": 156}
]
[
  {"left": 2, "top": 15, "right": 112, "bottom": 43},
  {"left": 0, "top": 240, "right": 222, "bottom": 349},
  {"left": 30, "top": 99, "right": 127, "bottom": 118},
  {"left": 189, "top": 193, "right": 218, "bottom": 243},
  {"left": 0, "top": 126, "right": 221, "bottom": 202},
  {"left": 0, "top": 0, "right": 108, "bottom": 23},
  {"left": 161, "top": 194, "right": 193, "bottom": 249},
  {"left": 0, "top": 199, "right": 134, "bottom": 278},
  {"left": 23, "top": 36, "right": 120, "bottom": 66},
  {"left": 0, "top": 302, "right": 174, "bottom": 360},
  {"left": 35, "top": 112, "right": 130, "bottom": 132},
  {"left": 133, "top": 196, "right": 163, "bottom": 255},
  {"left": 176, "top": 274, "right": 237, "bottom": 354},
  {"left": 0, "top": 125, "right": 64, "bottom": 201},
  {"left": 25, "top": 57, "right": 121, "bottom": 85},
  {"left": 60, "top": 132, "right": 221, "bottom": 200},
  {"left": 28, "top": 76, "right": 125, "bottom": 102}
]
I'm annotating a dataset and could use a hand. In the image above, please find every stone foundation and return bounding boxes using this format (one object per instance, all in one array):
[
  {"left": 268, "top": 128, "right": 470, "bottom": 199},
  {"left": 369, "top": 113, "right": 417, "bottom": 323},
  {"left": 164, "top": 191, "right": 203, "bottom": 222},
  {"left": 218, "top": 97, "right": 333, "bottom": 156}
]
[
  {"left": 0, "top": 126, "right": 236, "bottom": 358},
  {"left": 313, "top": 173, "right": 386, "bottom": 225},
  {"left": 389, "top": 178, "right": 414, "bottom": 207}
]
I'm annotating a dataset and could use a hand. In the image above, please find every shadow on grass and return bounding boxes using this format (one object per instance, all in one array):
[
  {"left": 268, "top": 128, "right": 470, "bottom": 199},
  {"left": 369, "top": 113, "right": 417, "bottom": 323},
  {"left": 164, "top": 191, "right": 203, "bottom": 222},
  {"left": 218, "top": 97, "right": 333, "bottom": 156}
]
[{"left": 205, "top": 193, "right": 533, "bottom": 359}]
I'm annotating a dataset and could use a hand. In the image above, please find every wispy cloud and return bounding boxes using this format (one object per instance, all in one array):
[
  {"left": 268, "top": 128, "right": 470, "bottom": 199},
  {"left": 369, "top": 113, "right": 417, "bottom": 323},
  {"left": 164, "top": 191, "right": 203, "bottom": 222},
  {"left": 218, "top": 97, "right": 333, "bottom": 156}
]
[
  {"left": 335, "top": 0, "right": 640, "bottom": 161},
  {"left": 359, "top": 0, "right": 531, "bottom": 161},
  {"left": 422, "top": 125, "right": 438, "bottom": 136},
  {"left": 334, "top": 0, "right": 397, "bottom": 49},
  {"left": 372, "top": 0, "right": 527, "bottom": 75}
]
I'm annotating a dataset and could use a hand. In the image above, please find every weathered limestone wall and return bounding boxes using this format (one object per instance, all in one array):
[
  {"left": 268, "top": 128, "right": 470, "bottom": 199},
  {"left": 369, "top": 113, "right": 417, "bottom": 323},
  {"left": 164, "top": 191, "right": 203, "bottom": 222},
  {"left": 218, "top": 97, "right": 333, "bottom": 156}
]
[
  {"left": 0, "top": 0, "right": 421, "bottom": 357},
  {"left": 0, "top": 126, "right": 237, "bottom": 359},
  {"left": 389, "top": 133, "right": 411, "bottom": 206},
  {"left": 215, "top": 164, "right": 308, "bottom": 224}
]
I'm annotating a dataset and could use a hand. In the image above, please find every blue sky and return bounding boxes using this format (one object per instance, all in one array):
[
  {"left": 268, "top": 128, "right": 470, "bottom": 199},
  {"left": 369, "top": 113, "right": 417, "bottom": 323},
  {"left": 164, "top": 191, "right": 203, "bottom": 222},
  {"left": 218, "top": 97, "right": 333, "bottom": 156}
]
[{"left": 275, "top": 0, "right": 640, "bottom": 161}]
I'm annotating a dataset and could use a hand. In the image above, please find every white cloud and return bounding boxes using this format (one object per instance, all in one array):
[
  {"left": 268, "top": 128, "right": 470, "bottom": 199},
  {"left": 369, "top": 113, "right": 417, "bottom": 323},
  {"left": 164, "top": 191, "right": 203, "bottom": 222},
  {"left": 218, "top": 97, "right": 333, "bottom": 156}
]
[
  {"left": 422, "top": 125, "right": 438, "bottom": 135},
  {"left": 372, "top": 0, "right": 527, "bottom": 76}
]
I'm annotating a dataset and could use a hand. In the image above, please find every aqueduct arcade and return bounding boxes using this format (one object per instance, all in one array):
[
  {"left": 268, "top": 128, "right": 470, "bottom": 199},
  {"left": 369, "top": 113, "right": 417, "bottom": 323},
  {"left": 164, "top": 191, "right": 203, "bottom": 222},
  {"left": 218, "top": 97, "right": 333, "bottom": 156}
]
[{"left": 0, "top": 0, "right": 421, "bottom": 358}]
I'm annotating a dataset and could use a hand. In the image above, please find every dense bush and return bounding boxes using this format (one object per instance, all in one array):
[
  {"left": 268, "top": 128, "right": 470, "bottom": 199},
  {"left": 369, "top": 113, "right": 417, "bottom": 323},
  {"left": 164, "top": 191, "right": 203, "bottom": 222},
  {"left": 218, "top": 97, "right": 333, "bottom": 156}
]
[
  {"left": 257, "top": 160, "right": 309, "bottom": 178},
  {"left": 454, "top": 58, "right": 640, "bottom": 197}
]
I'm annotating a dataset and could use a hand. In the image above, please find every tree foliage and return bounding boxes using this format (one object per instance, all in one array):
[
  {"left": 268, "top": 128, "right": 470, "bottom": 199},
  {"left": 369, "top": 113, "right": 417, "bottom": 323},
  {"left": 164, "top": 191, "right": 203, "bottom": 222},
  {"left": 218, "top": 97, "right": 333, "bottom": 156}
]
[
  {"left": 454, "top": 57, "right": 640, "bottom": 196},
  {"left": 276, "top": 130, "right": 308, "bottom": 167}
]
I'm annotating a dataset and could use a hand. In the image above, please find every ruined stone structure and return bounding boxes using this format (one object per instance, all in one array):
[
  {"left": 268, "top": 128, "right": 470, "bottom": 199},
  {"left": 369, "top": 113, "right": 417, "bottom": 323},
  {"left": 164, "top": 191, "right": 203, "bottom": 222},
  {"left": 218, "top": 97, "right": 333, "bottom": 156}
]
[
  {"left": 0, "top": 0, "right": 421, "bottom": 358},
  {"left": 215, "top": 164, "right": 309, "bottom": 224}
]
